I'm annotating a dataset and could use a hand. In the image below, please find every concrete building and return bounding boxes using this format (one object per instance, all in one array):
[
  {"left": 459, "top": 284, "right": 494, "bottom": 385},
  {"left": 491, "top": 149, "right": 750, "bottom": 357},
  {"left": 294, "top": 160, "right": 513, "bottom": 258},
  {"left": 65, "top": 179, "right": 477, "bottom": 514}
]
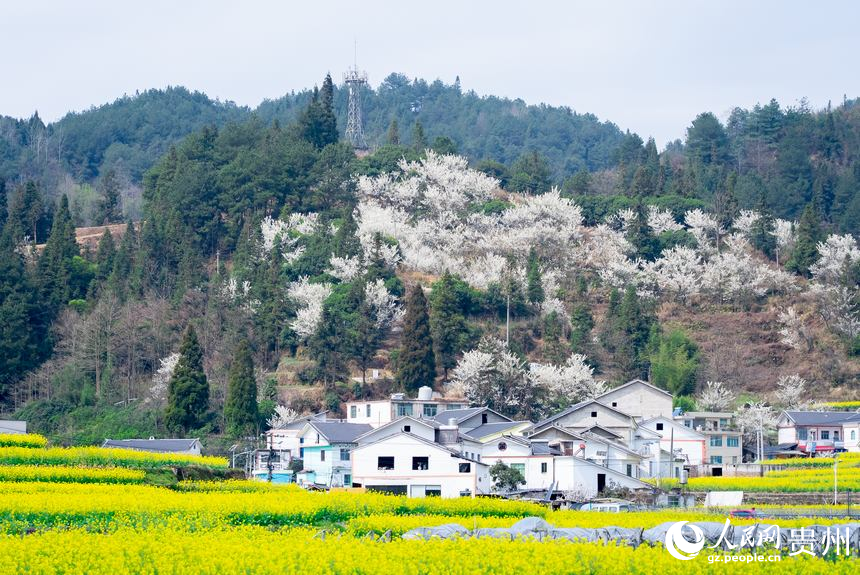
[
  {"left": 675, "top": 411, "right": 743, "bottom": 474},
  {"left": 639, "top": 416, "right": 707, "bottom": 466},
  {"left": 594, "top": 379, "right": 674, "bottom": 420},
  {"left": 777, "top": 411, "right": 860, "bottom": 453},
  {"left": 344, "top": 386, "right": 468, "bottom": 427},
  {"left": 296, "top": 421, "right": 372, "bottom": 487},
  {"left": 529, "top": 400, "right": 639, "bottom": 443}
]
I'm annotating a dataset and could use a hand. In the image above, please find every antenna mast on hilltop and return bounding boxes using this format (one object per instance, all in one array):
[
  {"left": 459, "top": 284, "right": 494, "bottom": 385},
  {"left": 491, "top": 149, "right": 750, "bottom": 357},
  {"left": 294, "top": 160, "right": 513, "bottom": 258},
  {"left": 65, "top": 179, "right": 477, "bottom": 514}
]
[{"left": 344, "top": 42, "right": 368, "bottom": 150}]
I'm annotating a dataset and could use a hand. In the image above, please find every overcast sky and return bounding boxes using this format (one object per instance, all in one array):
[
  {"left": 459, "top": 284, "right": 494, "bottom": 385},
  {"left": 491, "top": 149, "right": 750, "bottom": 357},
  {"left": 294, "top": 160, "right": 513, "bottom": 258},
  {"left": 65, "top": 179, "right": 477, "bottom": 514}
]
[{"left": 2, "top": 1, "right": 858, "bottom": 146}]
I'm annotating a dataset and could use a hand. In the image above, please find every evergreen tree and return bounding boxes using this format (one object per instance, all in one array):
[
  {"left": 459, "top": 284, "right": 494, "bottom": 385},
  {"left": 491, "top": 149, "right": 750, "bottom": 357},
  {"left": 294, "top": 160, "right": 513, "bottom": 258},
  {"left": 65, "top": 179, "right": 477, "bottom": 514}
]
[
  {"left": 609, "top": 285, "right": 657, "bottom": 378},
  {"left": 95, "top": 230, "right": 116, "bottom": 283},
  {"left": 333, "top": 211, "right": 362, "bottom": 258},
  {"left": 749, "top": 195, "right": 776, "bottom": 259},
  {"left": 318, "top": 73, "right": 339, "bottom": 147},
  {"left": 224, "top": 339, "right": 259, "bottom": 437},
  {"left": 786, "top": 204, "right": 823, "bottom": 276},
  {"left": 109, "top": 221, "right": 136, "bottom": 299},
  {"left": 0, "top": 178, "right": 6, "bottom": 237},
  {"left": 542, "top": 311, "right": 568, "bottom": 364},
  {"left": 525, "top": 248, "right": 544, "bottom": 306},
  {"left": 387, "top": 119, "right": 400, "bottom": 145},
  {"left": 354, "top": 296, "right": 380, "bottom": 384},
  {"left": 96, "top": 168, "right": 122, "bottom": 224},
  {"left": 308, "top": 282, "right": 363, "bottom": 386},
  {"left": 626, "top": 202, "right": 659, "bottom": 261},
  {"left": 429, "top": 273, "right": 467, "bottom": 380},
  {"left": 0, "top": 234, "right": 44, "bottom": 403},
  {"left": 7, "top": 181, "right": 46, "bottom": 243},
  {"left": 397, "top": 284, "right": 436, "bottom": 391},
  {"left": 569, "top": 303, "right": 594, "bottom": 354},
  {"left": 38, "top": 195, "right": 80, "bottom": 314},
  {"left": 649, "top": 329, "right": 700, "bottom": 396},
  {"left": 412, "top": 121, "right": 426, "bottom": 152},
  {"left": 165, "top": 325, "right": 210, "bottom": 433},
  {"left": 510, "top": 151, "right": 552, "bottom": 194}
]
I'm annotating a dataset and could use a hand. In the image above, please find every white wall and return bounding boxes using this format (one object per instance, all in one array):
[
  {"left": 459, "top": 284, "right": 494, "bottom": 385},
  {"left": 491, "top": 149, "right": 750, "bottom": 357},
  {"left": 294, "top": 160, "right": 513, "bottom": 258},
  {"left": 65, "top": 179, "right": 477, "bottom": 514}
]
[
  {"left": 356, "top": 419, "right": 436, "bottom": 445},
  {"left": 352, "top": 434, "right": 489, "bottom": 498},
  {"left": 550, "top": 403, "right": 636, "bottom": 442},
  {"left": 597, "top": 382, "right": 673, "bottom": 420},
  {"left": 639, "top": 418, "right": 706, "bottom": 465},
  {"left": 554, "top": 456, "right": 650, "bottom": 498},
  {"left": 345, "top": 401, "right": 393, "bottom": 427}
]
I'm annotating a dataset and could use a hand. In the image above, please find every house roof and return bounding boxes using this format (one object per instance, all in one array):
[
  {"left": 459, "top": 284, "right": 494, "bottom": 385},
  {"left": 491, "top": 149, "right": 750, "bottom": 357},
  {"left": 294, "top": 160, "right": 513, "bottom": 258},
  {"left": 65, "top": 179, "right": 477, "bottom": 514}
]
[
  {"left": 527, "top": 424, "right": 586, "bottom": 442},
  {"left": 639, "top": 416, "right": 707, "bottom": 439},
  {"left": 530, "top": 440, "right": 562, "bottom": 456},
  {"left": 102, "top": 438, "right": 199, "bottom": 452},
  {"left": 432, "top": 407, "right": 512, "bottom": 427},
  {"left": 307, "top": 421, "right": 373, "bottom": 443},
  {"left": 580, "top": 433, "right": 644, "bottom": 459},
  {"left": 532, "top": 400, "right": 637, "bottom": 432},
  {"left": 353, "top": 416, "right": 436, "bottom": 444},
  {"left": 596, "top": 379, "right": 673, "bottom": 399},
  {"left": 580, "top": 424, "right": 625, "bottom": 439},
  {"left": 781, "top": 411, "right": 860, "bottom": 426},
  {"left": 462, "top": 421, "right": 529, "bottom": 441},
  {"left": 353, "top": 431, "right": 489, "bottom": 465}
]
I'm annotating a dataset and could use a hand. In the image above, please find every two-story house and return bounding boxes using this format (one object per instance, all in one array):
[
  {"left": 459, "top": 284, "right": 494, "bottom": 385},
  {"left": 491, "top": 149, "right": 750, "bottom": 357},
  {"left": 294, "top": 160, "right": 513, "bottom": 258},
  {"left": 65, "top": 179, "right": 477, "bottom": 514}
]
[
  {"left": 777, "top": 411, "right": 860, "bottom": 453},
  {"left": 295, "top": 421, "right": 372, "bottom": 487},
  {"left": 675, "top": 411, "right": 743, "bottom": 474},
  {"left": 344, "top": 386, "right": 468, "bottom": 428},
  {"left": 594, "top": 379, "right": 674, "bottom": 420}
]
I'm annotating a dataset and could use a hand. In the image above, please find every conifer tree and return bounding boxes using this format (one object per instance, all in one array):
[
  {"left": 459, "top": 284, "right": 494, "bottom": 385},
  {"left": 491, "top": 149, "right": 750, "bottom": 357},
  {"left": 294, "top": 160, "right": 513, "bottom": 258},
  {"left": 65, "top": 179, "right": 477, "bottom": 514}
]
[
  {"left": 397, "top": 284, "right": 436, "bottom": 391},
  {"left": 387, "top": 119, "right": 400, "bottom": 145},
  {"left": 412, "top": 121, "right": 426, "bottom": 152},
  {"left": 96, "top": 168, "right": 122, "bottom": 224},
  {"left": 749, "top": 195, "right": 776, "bottom": 259},
  {"left": 569, "top": 303, "right": 594, "bottom": 354},
  {"left": 0, "top": 178, "right": 6, "bottom": 237},
  {"left": 526, "top": 248, "right": 544, "bottom": 306},
  {"left": 786, "top": 204, "right": 823, "bottom": 277},
  {"left": 224, "top": 339, "right": 258, "bottom": 437},
  {"left": 165, "top": 325, "right": 210, "bottom": 433},
  {"left": 96, "top": 230, "right": 116, "bottom": 283},
  {"left": 0, "top": 233, "right": 43, "bottom": 402},
  {"left": 430, "top": 273, "right": 467, "bottom": 380},
  {"left": 38, "top": 195, "right": 79, "bottom": 314}
]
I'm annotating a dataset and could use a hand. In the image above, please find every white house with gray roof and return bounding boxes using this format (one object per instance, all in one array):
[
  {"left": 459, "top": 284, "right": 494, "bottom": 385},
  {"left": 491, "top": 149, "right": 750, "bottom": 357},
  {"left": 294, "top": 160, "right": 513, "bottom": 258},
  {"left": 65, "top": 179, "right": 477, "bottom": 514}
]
[
  {"left": 777, "top": 410, "right": 860, "bottom": 453},
  {"left": 594, "top": 379, "right": 674, "bottom": 420},
  {"left": 296, "top": 421, "right": 373, "bottom": 487}
]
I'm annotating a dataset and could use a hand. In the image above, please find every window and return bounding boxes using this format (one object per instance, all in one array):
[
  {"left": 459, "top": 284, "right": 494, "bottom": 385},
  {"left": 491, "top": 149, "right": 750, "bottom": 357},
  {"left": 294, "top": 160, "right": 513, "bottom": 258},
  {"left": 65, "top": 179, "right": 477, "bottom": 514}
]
[
  {"left": 656, "top": 423, "right": 664, "bottom": 431},
  {"left": 446, "top": 404, "right": 462, "bottom": 411},
  {"left": 611, "top": 402, "right": 617, "bottom": 407},
  {"left": 397, "top": 404, "right": 413, "bottom": 417},
  {"left": 340, "top": 449, "right": 350, "bottom": 461},
  {"left": 482, "top": 413, "right": 488, "bottom": 424},
  {"left": 710, "top": 456, "right": 723, "bottom": 464},
  {"left": 798, "top": 428, "right": 808, "bottom": 440},
  {"left": 459, "top": 462, "right": 471, "bottom": 473},
  {"left": 497, "top": 441, "right": 507, "bottom": 451},
  {"left": 412, "top": 456, "right": 429, "bottom": 470},
  {"left": 404, "top": 425, "right": 411, "bottom": 433},
  {"left": 350, "top": 405, "right": 357, "bottom": 418},
  {"left": 511, "top": 463, "right": 526, "bottom": 475},
  {"left": 424, "top": 485, "right": 441, "bottom": 497},
  {"left": 591, "top": 411, "right": 598, "bottom": 418},
  {"left": 626, "top": 464, "right": 632, "bottom": 477},
  {"left": 727, "top": 437, "right": 739, "bottom": 447},
  {"left": 541, "top": 462, "right": 548, "bottom": 473},
  {"left": 834, "top": 431, "right": 840, "bottom": 440},
  {"left": 377, "top": 456, "right": 394, "bottom": 470},
  {"left": 710, "top": 436, "right": 723, "bottom": 447},
  {"left": 320, "top": 450, "right": 326, "bottom": 462},
  {"left": 344, "top": 474, "right": 351, "bottom": 486},
  {"left": 852, "top": 430, "right": 857, "bottom": 441},
  {"left": 719, "top": 418, "right": 728, "bottom": 428},
  {"left": 423, "top": 404, "right": 437, "bottom": 417},
  {"left": 822, "top": 431, "right": 830, "bottom": 440},
  {"left": 684, "top": 420, "right": 692, "bottom": 428},
  {"left": 366, "top": 404, "right": 371, "bottom": 417}
]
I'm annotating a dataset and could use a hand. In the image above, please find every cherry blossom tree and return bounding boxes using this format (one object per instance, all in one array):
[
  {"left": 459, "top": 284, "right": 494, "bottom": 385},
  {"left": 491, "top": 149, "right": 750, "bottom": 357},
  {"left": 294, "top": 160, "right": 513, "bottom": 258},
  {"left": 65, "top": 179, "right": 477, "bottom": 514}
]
[
  {"left": 267, "top": 405, "right": 300, "bottom": 429},
  {"left": 810, "top": 234, "right": 860, "bottom": 285},
  {"left": 697, "top": 380, "right": 736, "bottom": 411},
  {"left": 364, "top": 279, "right": 403, "bottom": 328},
  {"left": 774, "top": 374, "right": 810, "bottom": 409},
  {"left": 147, "top": 352, "right": 179, "bottom": 405},
  {"left": 288, "top": 278, "right": 333, "bottom": 339}
]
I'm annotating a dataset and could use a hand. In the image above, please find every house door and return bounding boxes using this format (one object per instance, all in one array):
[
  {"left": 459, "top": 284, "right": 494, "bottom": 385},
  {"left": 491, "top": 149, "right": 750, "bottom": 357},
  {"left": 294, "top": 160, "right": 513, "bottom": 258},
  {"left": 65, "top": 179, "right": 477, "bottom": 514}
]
[{"left": 597, "top": 473, "right": 606, "bottom": 493}]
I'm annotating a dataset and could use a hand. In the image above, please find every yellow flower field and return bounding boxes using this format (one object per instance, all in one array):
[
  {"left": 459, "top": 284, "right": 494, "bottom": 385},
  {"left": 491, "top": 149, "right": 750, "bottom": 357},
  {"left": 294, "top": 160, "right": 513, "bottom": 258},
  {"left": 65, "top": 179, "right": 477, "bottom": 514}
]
[
  {"left": 0, "top": 465, "right": 145, "bottom": 484},
  {"left": 0, "top": 525, "right": 853, "bottom": 575},
  {"left": 0, "top": 433, "right": 48, "bottom": 449},
  {"left": 0, "top": 445, "right": 228, "bottom": 469}
]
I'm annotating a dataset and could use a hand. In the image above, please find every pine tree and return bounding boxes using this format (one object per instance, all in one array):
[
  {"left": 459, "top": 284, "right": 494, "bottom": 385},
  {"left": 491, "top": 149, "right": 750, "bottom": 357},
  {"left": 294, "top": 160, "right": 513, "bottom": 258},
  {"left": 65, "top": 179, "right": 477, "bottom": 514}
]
[
  {"left": 96, "top": 169, "right": 122, "bottom": 224},
  {"left": 542, "top": 311, "right": 568, "bottom": 364},
  {"left": 430, "top": 273, "right": 467, "bottom": 380},
  {"left": 412, "top": 121, "right": 426, "bottom": 152},
  {"left": 318, "top": 73, "right": 339, "bottom": 147},
  {"left": 38, "top": 195, "right": 79, "bottom": 314},
  {"left": 333, "top": 211, "right": 362, "bottom": 258},
  {"left": 526, "top": 248, "right": 544, "bottom": 306},
  {"left": 354, "top": 296, "right": 380, "bottom": 384},
  {"left": 165, "top": 325, "right": 210, "bottom": 433},
  {"left": 397, "top": 284, "right": 436, "bottom": 391},
  {"left": 0, "top": 233, "right": 43, "bottom": 402},
  {"left": 749, "top": 195, "right": 776, "bottom": 259},
  {"left": 786, "top": 204, "right": 823, "bottom": 277},
  {"left": 627, "top": 202, "right": 659, "bottom": 261},
  {"left": 224, "top": 339, "right": 259, "bottom": 437},
  {"left": 387, "top": 119, "right": 400, "bottom": 145},
  {"left": 109, "top": 221, "right": 136, "bottom": 299},
  {"left": 7, "top": 181, "right": 45, "bottom": 243},
  {"left": 569, "top": 303, "right": 594, "bottom": 354},
  {"left": 0, "top": 178, "right": 6, "bottom": 237},
  {"left": 611, "top": 285, "right": 657, "bottom": 379},
  {"left": 96, "top": 230, "right": 116, "bottom": 283}
]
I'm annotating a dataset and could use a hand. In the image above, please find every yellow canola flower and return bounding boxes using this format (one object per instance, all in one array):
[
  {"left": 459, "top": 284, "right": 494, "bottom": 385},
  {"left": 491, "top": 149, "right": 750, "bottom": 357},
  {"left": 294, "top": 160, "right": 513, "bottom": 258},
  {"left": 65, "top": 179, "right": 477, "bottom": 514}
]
[
  {"left": 0, "top": 433, "right": 48, "bottom": 448},
  {"left": 0, "top": 526, "right": 852, "bottom": 575},
  {"left": 0, "top": 465, "right": 145, "bottom": 483},
  {"left": 0, "top": 445, "right": 228, "bottom": 469}
]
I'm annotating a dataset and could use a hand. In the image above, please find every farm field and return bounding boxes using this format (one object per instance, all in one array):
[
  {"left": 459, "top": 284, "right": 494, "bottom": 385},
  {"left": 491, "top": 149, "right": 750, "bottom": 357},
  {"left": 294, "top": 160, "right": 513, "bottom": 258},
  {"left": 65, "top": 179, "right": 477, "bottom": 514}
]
[{"left": 0, "top": 435, "right": 856, "bottom": 573}]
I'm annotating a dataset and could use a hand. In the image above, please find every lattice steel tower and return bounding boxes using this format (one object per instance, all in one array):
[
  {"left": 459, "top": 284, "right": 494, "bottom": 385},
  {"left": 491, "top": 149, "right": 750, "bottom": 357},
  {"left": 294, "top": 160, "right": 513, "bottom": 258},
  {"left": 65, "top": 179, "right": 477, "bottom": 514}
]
[{"left": 344, "top": 52, "right": 368, "bottom": 150}]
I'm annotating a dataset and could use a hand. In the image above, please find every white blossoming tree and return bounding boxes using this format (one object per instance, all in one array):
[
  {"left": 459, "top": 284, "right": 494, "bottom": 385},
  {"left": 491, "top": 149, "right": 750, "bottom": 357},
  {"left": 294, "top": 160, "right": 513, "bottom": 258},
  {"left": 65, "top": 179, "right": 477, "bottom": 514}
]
[
  {"left": 288, "top": 277, "right": 333, "bottom": 339},
  {"left": 774, "top": 374, "right": 810, "bottom": 409},
  {"left": 697, "top": 381, "right": 736, "bottom": 412}
]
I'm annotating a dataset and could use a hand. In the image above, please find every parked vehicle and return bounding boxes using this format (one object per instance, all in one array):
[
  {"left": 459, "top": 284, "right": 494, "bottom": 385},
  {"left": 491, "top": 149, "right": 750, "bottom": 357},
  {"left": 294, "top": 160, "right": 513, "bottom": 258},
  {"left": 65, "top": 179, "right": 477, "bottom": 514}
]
[
  {"left": 729, "top": 508, "right": 757, "bottom": 519},
  {"left": 578, "top": 498, "right": 636, "bottom": 512}
]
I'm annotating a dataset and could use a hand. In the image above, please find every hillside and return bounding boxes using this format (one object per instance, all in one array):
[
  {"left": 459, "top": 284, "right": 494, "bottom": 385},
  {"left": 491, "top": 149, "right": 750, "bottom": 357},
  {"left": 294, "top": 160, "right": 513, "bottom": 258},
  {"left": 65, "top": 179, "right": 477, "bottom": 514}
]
[{"left": 2, "top": 76, "right": 860, "bottom": 443}]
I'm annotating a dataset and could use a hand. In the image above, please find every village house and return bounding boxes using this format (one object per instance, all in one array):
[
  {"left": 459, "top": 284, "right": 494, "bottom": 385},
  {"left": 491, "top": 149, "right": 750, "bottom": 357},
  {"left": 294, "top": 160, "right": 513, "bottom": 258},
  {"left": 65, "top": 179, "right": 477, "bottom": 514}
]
[
  {"left": 638, "top": 416, "right": 707, "bottom": 468},
  {"left": 776, "top": 410, "right": 860, "bottom": 454},
  {"left": 675, "top": 411, "right": 743, "bottom": 475},
  {"left": 528, "top": 399, "right": 640, "bottom": 443},
  {"left": 295, "top": 421, "right": 372, "bottom": 488},
  {"left": 344, "top": 386, "right": 468, "bottom": 428},
  {"left": 594, "top": 379, "right": 674, "bottom": 420}
]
